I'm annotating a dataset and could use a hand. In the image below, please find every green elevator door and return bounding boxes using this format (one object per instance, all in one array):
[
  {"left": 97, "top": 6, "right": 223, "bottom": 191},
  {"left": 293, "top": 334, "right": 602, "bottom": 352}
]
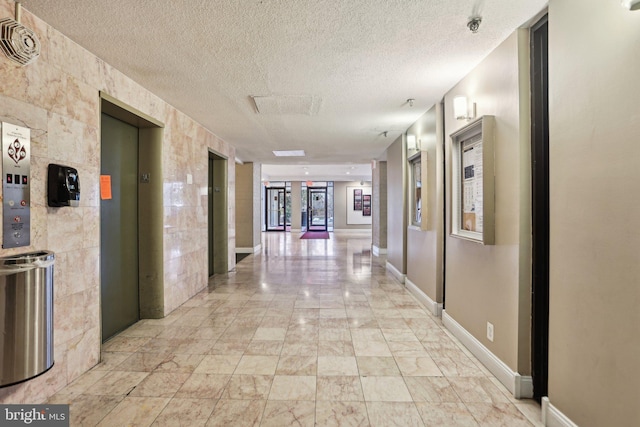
[{"left": 101, "top": 113, "right": 139, "bottom": 341}]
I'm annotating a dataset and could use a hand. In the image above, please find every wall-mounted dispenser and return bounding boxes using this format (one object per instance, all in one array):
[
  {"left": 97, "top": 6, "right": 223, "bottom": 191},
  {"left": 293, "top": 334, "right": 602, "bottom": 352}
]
[{"left": 47, "top": 164, "right": 80, "bottom": 207}]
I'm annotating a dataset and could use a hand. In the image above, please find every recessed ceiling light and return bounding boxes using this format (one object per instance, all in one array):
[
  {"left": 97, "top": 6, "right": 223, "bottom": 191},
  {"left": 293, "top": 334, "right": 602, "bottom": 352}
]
[
  {"left": 305, "top": 171, "right": 309, "bottom": 175},
  {"left": 272, "top": 150, "right": 305, "bottom": 157},
  {"left": 346, "top": 172, "right": 351, "bottom": 175}
]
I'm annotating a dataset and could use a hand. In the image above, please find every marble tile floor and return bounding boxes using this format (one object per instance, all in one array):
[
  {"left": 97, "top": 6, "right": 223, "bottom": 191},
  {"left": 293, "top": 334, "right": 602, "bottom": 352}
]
[{"left": 48, "top": 232, "right": 543, "bottom": 426}]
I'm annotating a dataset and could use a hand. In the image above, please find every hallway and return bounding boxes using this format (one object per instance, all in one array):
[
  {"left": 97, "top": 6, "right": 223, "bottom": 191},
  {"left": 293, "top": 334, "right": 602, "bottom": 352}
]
[{"left": 48, "top": 232, "right": 541, "bottom": 426}]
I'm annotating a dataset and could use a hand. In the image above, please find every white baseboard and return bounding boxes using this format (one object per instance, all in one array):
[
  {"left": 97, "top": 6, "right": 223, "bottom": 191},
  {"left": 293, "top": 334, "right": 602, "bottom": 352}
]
[
  {"left": 542, "top": 397, "right": 579, "bottom": 427},
  {"left": 372, "top": 245, "right": 387, "bottom": 256},
  {"left": 405, "top": 278, "right": 442, "bottom": 317},
  {"left": 442, "top": 310, "right": 533, "bottom": 399},
  {"left": 385, "top": 261, "right": 406, "bottom": 284},
  {"left": 236, "top": 244, "right": 262, "bottom": 254}
]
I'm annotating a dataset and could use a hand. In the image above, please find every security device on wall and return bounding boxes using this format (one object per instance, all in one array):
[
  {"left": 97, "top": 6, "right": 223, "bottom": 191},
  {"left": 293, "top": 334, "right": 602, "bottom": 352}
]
[{"left": 47, "top": 164, "right": 80, "bottom": 207}]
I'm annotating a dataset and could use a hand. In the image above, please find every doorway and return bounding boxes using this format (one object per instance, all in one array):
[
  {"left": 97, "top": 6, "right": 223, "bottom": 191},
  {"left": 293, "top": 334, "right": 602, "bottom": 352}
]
[
  {"left": 265, "top": 187, "right": 287, "bottom": 231},
  {"left": 208, "top": 152, "right": 228, "bottom": 276},
  {"left": 307, "top": 187, "right": 328, "bottom": 231},
  {"left": 531, "top": 15, "right": 549, "bottom": 402}
]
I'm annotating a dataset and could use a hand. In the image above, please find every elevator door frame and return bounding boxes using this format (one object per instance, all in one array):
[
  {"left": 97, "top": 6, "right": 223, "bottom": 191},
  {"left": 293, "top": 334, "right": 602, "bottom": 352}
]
[{"left": 99, "top": 93, "right": 165, "bottom": 343}]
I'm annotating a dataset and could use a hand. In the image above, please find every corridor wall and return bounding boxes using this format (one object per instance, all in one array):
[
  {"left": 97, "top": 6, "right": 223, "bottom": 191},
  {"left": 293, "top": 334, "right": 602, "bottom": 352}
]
[
  {"left": 385, "top": 136, "right": 407, "bottom": 280},
  {"left": 442, "top": 29, "right": 533, "bottom": 392},
  {"left": 236, "top": 162, "right": 261, "bottom": 253},
  {"left": 334, "top": 181, "right": 372, "bottom": 230},
  {"left": 547, "top": 1, "right": 640, "bottom": 425},
  {"left": 0, "top": 0, "right": 236, "bottom": 404},
  {"left": 405, "top": 104, "right": 445, "bottom": 315}
]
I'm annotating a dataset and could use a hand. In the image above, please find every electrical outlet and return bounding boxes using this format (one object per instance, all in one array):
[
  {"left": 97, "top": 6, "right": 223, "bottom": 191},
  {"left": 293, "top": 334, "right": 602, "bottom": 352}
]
[{"left": 487, "top": 322, "right": 494, "bottom": 342}]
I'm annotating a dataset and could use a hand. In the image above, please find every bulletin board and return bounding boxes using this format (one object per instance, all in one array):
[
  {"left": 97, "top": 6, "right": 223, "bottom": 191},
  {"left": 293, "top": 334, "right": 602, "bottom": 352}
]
[{"left": 450, "top": 116, "right": 495, "bottom": 244}]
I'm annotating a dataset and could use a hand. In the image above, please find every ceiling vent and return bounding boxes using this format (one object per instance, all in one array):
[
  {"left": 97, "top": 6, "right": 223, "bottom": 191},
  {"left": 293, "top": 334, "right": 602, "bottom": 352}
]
[
  {"left": 0, "top": 2, "right": 40, "bottom": 66},
  {"left": 252, "top": 95, "right": 322, "bottom": 115}
]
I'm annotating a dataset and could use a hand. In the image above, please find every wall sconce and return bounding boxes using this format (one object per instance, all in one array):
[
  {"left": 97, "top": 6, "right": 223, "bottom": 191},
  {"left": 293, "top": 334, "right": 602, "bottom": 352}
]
[
  {"left": 453, "top": 96, "right": 476, "bottom": 121},
  {"left": 622, "top": 0, "right": 640, "bottom": 10},
  {"left": 407, "top": 134, "right": 417, "bottom": 150}
]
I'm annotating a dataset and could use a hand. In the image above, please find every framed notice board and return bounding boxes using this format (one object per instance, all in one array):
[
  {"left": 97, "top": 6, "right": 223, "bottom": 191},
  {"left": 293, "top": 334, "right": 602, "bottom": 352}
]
[{"left": 450, "top": 116, "right": 495, "bottom": 244}]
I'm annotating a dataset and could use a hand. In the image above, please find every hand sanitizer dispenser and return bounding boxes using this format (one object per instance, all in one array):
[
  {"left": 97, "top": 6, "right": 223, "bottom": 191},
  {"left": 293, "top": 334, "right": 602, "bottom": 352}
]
[{"left": 47, "top": 164, "right": 80, "bottom": 207}]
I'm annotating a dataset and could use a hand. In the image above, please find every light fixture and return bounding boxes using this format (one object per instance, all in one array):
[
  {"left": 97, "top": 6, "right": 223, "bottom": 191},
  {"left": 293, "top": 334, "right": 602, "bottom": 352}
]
[
  {"left": 407, "top": 134, "right": 417, "bottom": 150},
  {"left": 272, "top": 150, "right": 305, "bottom": 157},
  {"left": 622, "top": 0, "right": 640, "bottom": 10},
  {"left": 407, "top": 98, "right": 415, "bottom": 107},
  {"left": 453, "top": 96, "right": 476, "bottom": 121},
  {"left": 383, "top": 131, "right": 388, "bottom": 138}
]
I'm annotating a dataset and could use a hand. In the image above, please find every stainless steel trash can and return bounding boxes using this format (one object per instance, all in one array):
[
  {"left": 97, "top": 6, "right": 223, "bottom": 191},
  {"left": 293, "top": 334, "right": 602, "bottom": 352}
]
[{"left": 0, "top": 250, "right": 55, "bottom": 387}]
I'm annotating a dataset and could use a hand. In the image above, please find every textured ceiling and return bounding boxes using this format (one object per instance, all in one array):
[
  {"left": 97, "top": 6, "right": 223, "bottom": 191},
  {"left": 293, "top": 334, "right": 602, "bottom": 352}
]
[{"left": 19, "top": 0, "right": 546, "bottom": 178}]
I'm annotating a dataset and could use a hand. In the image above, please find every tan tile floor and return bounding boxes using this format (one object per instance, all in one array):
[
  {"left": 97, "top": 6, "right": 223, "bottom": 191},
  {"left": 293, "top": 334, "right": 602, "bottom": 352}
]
[{"left": 48, "top": 232, "right": 543, "bottom": 426}]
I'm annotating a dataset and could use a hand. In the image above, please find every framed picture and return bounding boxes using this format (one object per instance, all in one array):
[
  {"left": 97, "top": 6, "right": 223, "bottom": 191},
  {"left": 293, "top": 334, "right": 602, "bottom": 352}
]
[
  {"left": 353, "top": 189, "right": 362, "bottom": 210},
  {"left": 450, "top": 116, "right": 495, "bottom": 244},
  {"left": 362, "top": 194, "right": 371, "bottom": 216}
]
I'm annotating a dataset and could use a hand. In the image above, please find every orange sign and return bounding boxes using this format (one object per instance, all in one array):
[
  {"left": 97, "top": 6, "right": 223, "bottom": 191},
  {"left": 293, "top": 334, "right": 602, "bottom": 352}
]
[{"left": 100, "top": 175, "right": 112, "bottom": 200}]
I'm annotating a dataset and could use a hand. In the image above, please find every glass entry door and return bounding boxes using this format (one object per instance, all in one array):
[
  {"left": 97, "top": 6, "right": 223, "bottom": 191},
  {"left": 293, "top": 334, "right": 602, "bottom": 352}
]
[
  {"left": 307, "top": 187, "right": 328, "bottom": 231},
  {"left": 266, "top": 187, "right": 286, "bottom": 231}
]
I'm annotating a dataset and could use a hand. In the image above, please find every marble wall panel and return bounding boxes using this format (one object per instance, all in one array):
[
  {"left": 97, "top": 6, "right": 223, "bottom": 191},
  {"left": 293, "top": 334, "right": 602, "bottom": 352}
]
[{"left": 0, "top": 0, "right": 236, "bottom": 404}]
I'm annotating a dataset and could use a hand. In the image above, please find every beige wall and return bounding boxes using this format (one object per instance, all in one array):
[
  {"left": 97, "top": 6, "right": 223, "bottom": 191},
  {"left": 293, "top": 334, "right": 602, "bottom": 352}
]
[
  {"left": 548, "top": 1, "right": 640, "bottom": 426},
  {"left": 386, "top": 136, "right": 406, "bottom": 274},
  {"left": 235, "top": 162, "right": 261, "bottom": 250},
  {"left": 290, "top": 181, "right": 302, "bottom": 231},
  {"left": 443, "top": 30, "right": 531, "bottom": 373},
  {"left": 0, "top": 0, "right": 235, "bottom": 404},
  {"left": 406, "top": 104, "right": 445, "bottom": 302},
  {"left": 252, "top": 163, "right": 262, "bottom": 246},
  {"left": 333, "top": 181, "right": 372, "bottom": 230},
  {"left": 235, "top": 163, "right": 253, "bottom": 248},
  {"left": 372, "top": 161, "right": 387, "bottom": 250}
]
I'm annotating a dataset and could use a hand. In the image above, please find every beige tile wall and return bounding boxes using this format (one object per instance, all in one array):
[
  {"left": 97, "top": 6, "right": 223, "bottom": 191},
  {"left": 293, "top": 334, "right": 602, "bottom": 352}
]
[{"left": 0, "top": 0, "right": 235, "bottom": 403}]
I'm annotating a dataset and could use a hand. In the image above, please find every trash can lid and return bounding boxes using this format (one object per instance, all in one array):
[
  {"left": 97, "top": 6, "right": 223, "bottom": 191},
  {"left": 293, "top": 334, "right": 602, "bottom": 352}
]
[{"left": 0, "top": 250, "right": 55, "bottom": 266}]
